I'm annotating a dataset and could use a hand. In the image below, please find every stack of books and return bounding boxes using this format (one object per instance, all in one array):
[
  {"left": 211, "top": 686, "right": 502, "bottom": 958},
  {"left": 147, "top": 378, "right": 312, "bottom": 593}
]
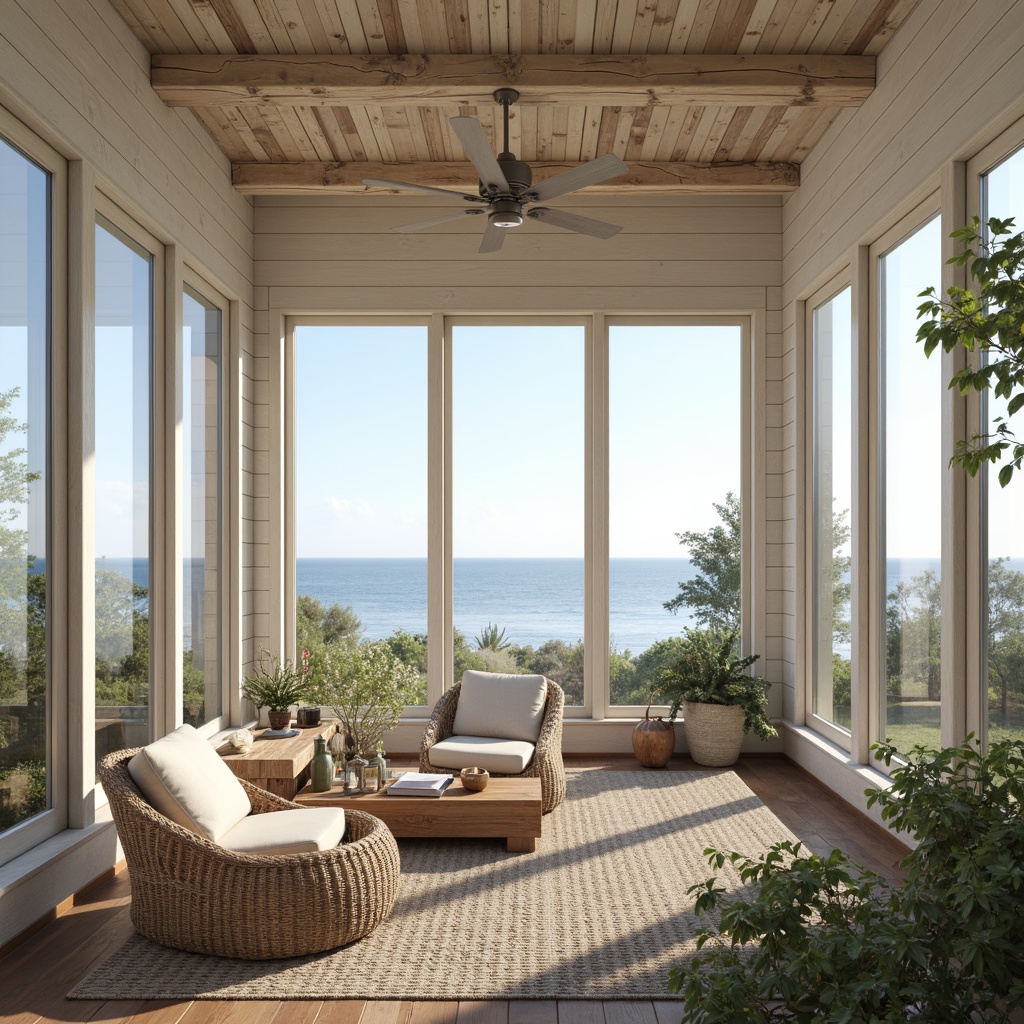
[{"left": 386, "top": 772, "right": 454, "bottom": 797}]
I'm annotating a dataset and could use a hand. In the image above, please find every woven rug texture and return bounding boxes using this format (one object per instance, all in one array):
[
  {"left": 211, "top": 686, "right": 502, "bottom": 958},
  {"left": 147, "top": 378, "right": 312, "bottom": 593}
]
[{"left": 69, "top": 769, "right": 797, "bottom": 1001}]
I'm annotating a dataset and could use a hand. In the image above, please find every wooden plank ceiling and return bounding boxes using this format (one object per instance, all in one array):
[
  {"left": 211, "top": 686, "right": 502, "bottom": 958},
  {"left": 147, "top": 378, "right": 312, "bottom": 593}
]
[{"left": 108, "top": 0, "right": 922, "bottom": 196}]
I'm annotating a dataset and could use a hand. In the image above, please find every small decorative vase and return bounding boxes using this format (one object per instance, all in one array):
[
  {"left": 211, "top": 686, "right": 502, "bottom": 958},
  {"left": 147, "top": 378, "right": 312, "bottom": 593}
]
[
  {"left": 372, "top": 743, "right": 387, "bottom": 786},
  {"left": 632, "top": 691, "right": 675, "bottom": 768},
  {"left": 267, "top": 709, "right": 291, "bottom": 731},
  {"left": 311, "top": 735, "right": 334, "bottom": 792},
  {"left": 344, "top": 754, "right": 367, "bottom": 794}
]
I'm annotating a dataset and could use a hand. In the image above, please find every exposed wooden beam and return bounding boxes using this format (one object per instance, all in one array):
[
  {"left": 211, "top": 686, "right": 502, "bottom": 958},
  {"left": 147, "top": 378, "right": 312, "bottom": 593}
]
[
  {"left": 154, "top": 53, "right": 874, "bottom": 109},
  {"left": 232, "top": 160, "right": 800, "bottom": 195}
]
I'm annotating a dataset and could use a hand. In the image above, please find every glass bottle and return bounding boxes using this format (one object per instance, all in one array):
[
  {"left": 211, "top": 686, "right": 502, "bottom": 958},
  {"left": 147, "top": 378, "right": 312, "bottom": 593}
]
[
  {"left": 345, "top": 754, "right": 367, "bottom": 794},
  {"left": 372, "top": 742, "right": 387, "bottom": 787},
  {"left": 360, "top": 757, "right": 380, "bottom": 793},
  {"left": 310, "top": 735, "right": 334, "bottom": 792}
]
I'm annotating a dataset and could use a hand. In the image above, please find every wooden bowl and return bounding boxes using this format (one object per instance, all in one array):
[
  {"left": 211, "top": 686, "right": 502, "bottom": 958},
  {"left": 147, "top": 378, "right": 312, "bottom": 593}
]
[{"left": 460, "top": 767, "right": 489, "bottom": 792}]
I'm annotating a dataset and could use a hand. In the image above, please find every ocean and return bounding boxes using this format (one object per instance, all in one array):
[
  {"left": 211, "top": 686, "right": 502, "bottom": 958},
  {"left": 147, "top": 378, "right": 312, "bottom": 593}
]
[
  {"left": 297, "top": 557, "right": 698, "bottom": 653},
  {"left": 55, "top": 554, "right": 1024, "bottom": 656}
]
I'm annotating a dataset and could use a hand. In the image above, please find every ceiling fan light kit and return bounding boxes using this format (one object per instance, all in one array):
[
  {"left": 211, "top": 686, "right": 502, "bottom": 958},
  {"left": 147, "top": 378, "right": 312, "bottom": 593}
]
[{"left": 363, "top": 88, "right": 627, "bottom": 253}]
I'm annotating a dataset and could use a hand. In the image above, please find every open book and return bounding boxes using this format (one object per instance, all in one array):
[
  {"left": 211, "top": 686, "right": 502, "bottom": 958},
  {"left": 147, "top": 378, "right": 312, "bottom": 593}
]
[{"left": 387, "top": 772, "right": 454, "bottom": 797}]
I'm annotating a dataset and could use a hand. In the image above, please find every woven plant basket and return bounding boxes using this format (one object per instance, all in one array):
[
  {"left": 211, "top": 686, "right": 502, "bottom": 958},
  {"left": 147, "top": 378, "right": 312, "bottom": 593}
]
[{"left": 682, "top": 701, "right": 745, "bottom": 767}]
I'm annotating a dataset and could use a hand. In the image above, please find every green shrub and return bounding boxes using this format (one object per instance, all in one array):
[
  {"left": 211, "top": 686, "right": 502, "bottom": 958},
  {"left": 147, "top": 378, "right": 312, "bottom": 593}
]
[{"left": 668, "top": 737, "right": 1024, "bottom": 1022}]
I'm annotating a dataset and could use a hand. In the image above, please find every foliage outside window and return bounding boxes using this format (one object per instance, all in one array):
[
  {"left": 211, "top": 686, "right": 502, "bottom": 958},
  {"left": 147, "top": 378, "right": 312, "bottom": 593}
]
[
  {"left": 609, "top": 324, "right": 743, "bottom": 707},
  {"left": 93, "top": 217, "right": 154, "bottom": 778},
  {"left": 0, "top": 137, "right": 50, "bottom": 836},
  {"left": 981, "top": 150, "right": 1024, "bottom": 743},
  {"left": 810, "top": 286, "right": 853, "bottom": 734},
  {"left": 880, "top": 216, "right": 943, "bottom": 754}
]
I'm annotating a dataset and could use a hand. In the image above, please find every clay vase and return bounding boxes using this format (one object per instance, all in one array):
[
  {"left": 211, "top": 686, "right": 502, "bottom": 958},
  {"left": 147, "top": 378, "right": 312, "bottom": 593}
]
[{"left": 632, "top": 692, "right": 676, "bottom": 768}]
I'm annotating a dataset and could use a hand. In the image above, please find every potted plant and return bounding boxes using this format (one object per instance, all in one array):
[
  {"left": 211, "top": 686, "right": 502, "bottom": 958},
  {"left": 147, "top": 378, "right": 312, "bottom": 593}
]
[
  {"left": 658, "top": 627, "right": 775, "bottom": 767},
  {"left": 314, "top": 638, "right": 420, "bottom": 757},
  {"left": 241, "top": 647, "right": 306, "bottom": 730}
]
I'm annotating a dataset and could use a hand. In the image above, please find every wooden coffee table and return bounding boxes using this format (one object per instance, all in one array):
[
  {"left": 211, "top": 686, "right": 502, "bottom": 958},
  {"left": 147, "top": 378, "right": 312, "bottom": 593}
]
[{"left": 294, "top": 776, "right": 543, "bottom": 852}]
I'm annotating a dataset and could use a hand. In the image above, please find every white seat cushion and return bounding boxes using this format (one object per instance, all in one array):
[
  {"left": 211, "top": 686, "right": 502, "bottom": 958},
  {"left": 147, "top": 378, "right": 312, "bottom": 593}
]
[
  {"left": 428, "top": 735, "right": 536, "bottom": 775},
  {"left": 127, "top": 724, "right": 251, "bottom": 842},
  {"left": 219, "top": 807, "right": 347, "bottom": 856},
  {"left": 453, "top": 671, "right": 547, "bottom": 743}
]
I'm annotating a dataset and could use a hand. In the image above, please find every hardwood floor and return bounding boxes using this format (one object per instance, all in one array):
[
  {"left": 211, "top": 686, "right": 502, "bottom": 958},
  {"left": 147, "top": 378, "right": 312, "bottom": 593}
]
[{"left": 1, "top": 756, "right": 909, "bottom": 1024}]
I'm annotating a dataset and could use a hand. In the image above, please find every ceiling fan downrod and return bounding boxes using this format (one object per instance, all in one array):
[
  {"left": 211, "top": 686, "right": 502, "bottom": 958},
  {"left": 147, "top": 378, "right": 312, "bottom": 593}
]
[{"left": 487, "top": 88, "right": 531, "bottom": 226}]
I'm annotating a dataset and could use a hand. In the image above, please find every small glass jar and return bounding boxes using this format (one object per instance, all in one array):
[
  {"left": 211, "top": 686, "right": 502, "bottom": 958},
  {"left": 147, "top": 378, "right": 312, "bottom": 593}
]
[
  {"left": 344, "top": 754, "right": 367, "bottom": 794},
  {"left": 360, "top": 758, "right": 380, "bottom": 793},
  {"left": 372, "top": 743, "right": 387, "bottom": 788}
]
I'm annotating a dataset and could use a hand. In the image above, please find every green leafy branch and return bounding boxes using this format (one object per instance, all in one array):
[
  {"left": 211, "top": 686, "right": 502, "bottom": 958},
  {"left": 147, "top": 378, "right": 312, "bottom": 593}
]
[{"left": 916, "top": 217, "right": 1024, "bottom": 487}]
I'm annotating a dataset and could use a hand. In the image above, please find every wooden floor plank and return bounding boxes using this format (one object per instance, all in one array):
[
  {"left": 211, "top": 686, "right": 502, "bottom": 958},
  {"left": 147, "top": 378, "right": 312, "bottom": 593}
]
[
  {"left": 556, "top": 1002, "right": 604, "bottom": 1024},
  {"left": 409, "top": 1002, "right": 459, "bottom": 1024},
  {"left": 316, "top": 1001, "right": 367, "bottom": 1024},
  {"left": 509, "top": 1001, "right": 557, "bottom": 1024},
  {"left": 455, "top": 1003, "right": 508, "bottom": 1024},
  {"left": 600, "top": 1002, "right": 658, "bottom": 1024}
]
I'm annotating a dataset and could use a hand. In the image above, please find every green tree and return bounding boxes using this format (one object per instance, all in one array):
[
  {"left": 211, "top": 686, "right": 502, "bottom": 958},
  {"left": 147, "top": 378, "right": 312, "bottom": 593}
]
[
  {"left": 665, "top": 492, "right": 741, "bottom": 634},
  {"left": 988, "top": 558, "right": 1024, "bottom": 726},
  {"left": 667, "top": 493, "right": 851, "bottom": 647},
  {"left": 886, "top": 569, "right": 941, "bottom": 703},
  {"left": 296, "top": 593, "right": 362, "bottom": 651},
  {"left": 0, "top": 387, "right": 37, "bottom": 708},
  {"left": 917, "top": 218, "right": 1024, "bottom": 486},
  {"left": 474, "top": 622, "right": 512, "bottom": 651}
]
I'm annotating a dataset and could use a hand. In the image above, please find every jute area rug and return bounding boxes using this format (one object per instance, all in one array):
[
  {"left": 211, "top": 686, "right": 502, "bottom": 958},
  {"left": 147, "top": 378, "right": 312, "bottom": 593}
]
[{"left": 70, "top": 769, "right": 797, "bottom": 1001}]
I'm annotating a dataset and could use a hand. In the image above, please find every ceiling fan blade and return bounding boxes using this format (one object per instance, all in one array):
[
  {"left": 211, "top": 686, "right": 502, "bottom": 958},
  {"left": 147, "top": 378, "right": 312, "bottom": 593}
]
[
  {"left": 527, "top": 153, "right": 629, "bottom": 203},
  {"left": 362, "top": 177, "right": 485, "bottom": 203},
  {"left": 450, "top": 117, "right": 511, "bottom": 195},
  {"left": 479, "top": 219, "right": 506, "bottom": 254},
  {"left": 527, "top": 207, "right": 622, "bottom": 239},
  {"left": 391, "top": 209, "right": 485, "bottom": 232}
]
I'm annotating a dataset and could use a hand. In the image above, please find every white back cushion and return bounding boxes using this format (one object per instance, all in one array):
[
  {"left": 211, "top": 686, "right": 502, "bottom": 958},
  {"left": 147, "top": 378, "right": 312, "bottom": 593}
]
[
  {"left": 128, "top": 724, "right": 251, "bottom": 842},
  {"left": 453, "top": 671, "right": 547, "bottom": 743}
]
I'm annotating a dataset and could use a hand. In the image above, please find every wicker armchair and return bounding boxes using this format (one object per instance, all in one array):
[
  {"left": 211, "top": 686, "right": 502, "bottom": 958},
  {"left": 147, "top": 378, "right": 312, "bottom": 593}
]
[
  {"left": 99, "top": 747, "right": 400, "bottom": 959},
  {"left": 420, "top": 676, "right": 565, "bottom": 813}
]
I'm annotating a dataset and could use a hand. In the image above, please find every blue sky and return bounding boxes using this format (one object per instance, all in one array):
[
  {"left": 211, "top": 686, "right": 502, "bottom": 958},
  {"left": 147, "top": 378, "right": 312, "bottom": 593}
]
[{"left": 293, "top": 322, "right": 744, "bottom": 558}]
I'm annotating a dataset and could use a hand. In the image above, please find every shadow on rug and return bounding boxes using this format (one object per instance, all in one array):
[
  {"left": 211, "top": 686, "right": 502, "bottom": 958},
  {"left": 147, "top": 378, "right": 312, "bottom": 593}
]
[{"left": 69, "top": 769, "right": 796, "bottom": 1000}]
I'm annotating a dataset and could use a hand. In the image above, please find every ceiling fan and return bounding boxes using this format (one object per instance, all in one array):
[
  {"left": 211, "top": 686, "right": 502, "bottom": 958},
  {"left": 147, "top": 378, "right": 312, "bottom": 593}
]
[{"left": 363, "top": 89, "right": 629, "bottom": 254}]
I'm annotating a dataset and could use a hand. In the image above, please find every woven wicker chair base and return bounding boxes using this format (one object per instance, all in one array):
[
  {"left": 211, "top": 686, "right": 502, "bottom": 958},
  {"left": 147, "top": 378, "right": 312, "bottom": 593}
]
[
  {"left": 420, "top": 678, "right": 566, "bottom": 813},
  {"left": 99, "top": 748, "right": 401, "bottom": 959}
]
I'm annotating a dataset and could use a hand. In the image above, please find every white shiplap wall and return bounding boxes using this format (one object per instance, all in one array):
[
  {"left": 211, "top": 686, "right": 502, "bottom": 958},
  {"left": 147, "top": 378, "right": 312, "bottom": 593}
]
[
  {"left": 780, "top": 0, "right": 1024, "bottom": 811},
  {"left": 0, "top": 0, "right": 254, "bottom": 946},
  {"left": 251, "top": 192, "right": 787, "bottom": 742}
]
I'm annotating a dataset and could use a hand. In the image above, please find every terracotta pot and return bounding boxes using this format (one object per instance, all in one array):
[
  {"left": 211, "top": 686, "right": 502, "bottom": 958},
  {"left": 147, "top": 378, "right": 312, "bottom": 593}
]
[
  {"left": 267, "top": 709, "right": 292, "bottom": 731},
  {"left": 631, "top": 691, "right": 676, "bottom": 768}
]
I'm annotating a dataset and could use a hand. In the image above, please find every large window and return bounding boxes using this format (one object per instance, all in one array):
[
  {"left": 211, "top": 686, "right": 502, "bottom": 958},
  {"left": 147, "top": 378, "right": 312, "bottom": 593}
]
[
  {"left": 182, "top": 284, "right": 224, "bottom": 729},
  {"left": 810, "top": 286, "right": 853, "bottom": 737},
  {"left": 451, "top": 323, "right": 586, "bottom": 705},
  {"left": 288, "top": 316, "right": 749, "bottom": 716},
  {"left": 292, "top": 323, "right": 429, "bottom": 703},
  {"left": 608, "top": 323, "right": 743, "bottom": 708},
  {"left": 878, "top": 215, "right": 942, "bottom": 754},
  {"left": 94, "top": 215, "right": 154, "bottom": 778},
  {"left": 981, "top": 146, "right": 1024, "bottom": 743},
  {"left": 0, "top": 136, "right": 51, "bottom": 844}
]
